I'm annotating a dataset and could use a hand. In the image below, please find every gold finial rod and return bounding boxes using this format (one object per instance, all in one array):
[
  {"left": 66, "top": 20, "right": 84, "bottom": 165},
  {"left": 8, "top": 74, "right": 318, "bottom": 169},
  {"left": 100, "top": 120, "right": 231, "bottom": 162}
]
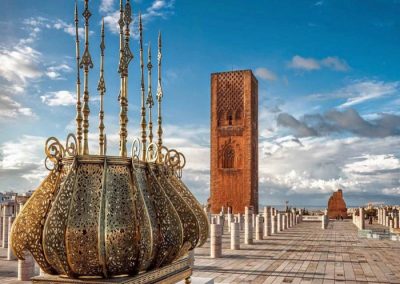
[
  {"left": 118, "top": 0, "right": 133, "bottom": 157},
  {"left": 79, "top": 0, "right": 93, "bottom": 155},
  {"left": 156, "top": 31, "right": 163, "bottom": 162},
  {"left": 139, "top": 13, "right": 147, "bottom": 161},
  {"left": 98, "top": 18, "right": 106, "bottom": 155},
  {"left": 74, "top": 1, "right": 83, "bottom": 155},
  {"left": 146, "top": 42, "right": 154, "bottom": 143},
  {"left": 118, "top": 0, "right": 126, "bottom": 156}
]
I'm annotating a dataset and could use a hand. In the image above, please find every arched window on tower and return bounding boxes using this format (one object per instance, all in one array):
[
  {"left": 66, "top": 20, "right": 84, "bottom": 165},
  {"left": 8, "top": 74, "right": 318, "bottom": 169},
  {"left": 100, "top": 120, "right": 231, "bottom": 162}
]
[
  {"left": 227, "top": 111, "right": 233, "bottom": 126},
  {"left": 235, "top": 108, "right": 242, "bottom": 120},
  {"left": 223, "top": 146, "right": 235, "bottom": 168},
  {"left": 217, "top": 111, "right": 224, "bottom": 127}
]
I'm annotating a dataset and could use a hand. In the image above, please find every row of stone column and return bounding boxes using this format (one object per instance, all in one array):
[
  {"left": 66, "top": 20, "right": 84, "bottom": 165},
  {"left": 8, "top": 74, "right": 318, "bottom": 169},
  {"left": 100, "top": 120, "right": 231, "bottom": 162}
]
[
  {"left": 377, "top": 207, "right": 400, "bottom": 229},
  {"left": 209, "top": 206, "right": 303, "bottom": 258},
  {"left": 0, "top": 201, "right": 39, "bottom": 280}
]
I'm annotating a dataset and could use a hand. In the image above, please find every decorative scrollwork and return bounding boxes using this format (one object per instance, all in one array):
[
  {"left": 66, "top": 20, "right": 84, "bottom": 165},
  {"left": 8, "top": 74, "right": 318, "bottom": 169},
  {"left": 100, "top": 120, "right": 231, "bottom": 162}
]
[
  {"left": 164, "top": 149, "right": 186, "bottom": 178},
  {"left": 165, "top": 149, "right": 180, "bottom": 168},
  {"left": 45, "top": 137, "right": 65, "bottom": 171},
  {"left": 146, "top": 143, "right": 158, "bottom": 163},
  {"left": 131, "top": 137, "right": 142, "bottom": 162},
  {"left": 66, "top": 134, "right": 78, "bottom": 157},
  {"left": 44, "top": 134, "right": 79, "bottom": 171},
  {"left": 159, "top": 146, "right": 169, "bottom": 164}
]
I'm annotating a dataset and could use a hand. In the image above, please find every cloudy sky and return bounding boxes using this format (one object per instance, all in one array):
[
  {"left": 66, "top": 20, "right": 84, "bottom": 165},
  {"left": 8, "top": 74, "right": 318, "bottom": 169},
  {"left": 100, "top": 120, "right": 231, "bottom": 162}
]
[{"left": 0, "top": 0, "right": 400, "bottom": 207}]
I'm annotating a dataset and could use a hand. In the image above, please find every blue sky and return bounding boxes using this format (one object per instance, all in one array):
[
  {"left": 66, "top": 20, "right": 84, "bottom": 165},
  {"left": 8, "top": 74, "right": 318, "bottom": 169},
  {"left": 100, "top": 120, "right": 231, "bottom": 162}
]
[{"left": 0, "top": 0, "right": 400, "bottom": 207}]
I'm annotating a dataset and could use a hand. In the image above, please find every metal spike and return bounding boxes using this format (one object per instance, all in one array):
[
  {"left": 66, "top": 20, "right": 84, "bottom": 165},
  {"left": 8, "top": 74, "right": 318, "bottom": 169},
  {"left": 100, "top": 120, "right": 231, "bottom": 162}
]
[
  {"left": 79, "top": 0, "right": 93, "bottom": 155},
  {"left": 146, "top": 42, "right": 154, "bottom": 143},
  {"left": 98, "top": 19, "right": 106, "bottom": 155},
  {"left": 156, "top": 31, "right": 164, "bottom": 162},
  {"left": 139, "top": 13, "right": 147, "bottom": 161},
  {"left": 75, "top": 0, "right": 83, "bottom": 155}
]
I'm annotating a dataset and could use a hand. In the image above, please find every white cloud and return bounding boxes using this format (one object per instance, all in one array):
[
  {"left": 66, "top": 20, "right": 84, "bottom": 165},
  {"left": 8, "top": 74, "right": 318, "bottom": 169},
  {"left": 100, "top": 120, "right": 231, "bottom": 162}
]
[
  {"left": 289, "top": 55, "right": 320, "bottom": 71},
  {"left": 0, "top": 135, "right": 47, "bottom": 192},
  {"left": 338, "top": 81, "right": 399, "bottom": 108},
  {"left": 0, "top": 45, "right": 42, "bottom": 85},
  {"left": 100, "top": 0, "right": 115, "bottom": 13},
  {"left": 260, "top": 135, "right": 400, "bottom": 205},
  {"left": 254, "top": 67, "right": 277, "bottom": 81},
  {"left": 103, "top": 10, "right": 121, "bottom": 34},
  {"left": 45, "top": 64, "right": 73, "bottom": 80},
  {"left": 321, "top": 56, "right": 349, "bottom": 71},
  {"left": 103, "top": 0, "right": 175, "bottom": 35},
  {"left": 53, "top": 19, "right": 88, "bottom": 38},
  {"left": 382, "top": 187, "right": 400, "bottom": 195},
  {"left": 0, "top": 95, "right": 35, "bottom": 119},
  {"left": 343, "top": 154, "right": 400, "bottom": 174},
  {"left": 288, "top": 55, "right": 349, "bottom": 72},
  {"left": 308, "top": 80, "right": 400, "bottom": 109},
  {"left": 40, "top": 90, "right": 76, "bottom": 106}
]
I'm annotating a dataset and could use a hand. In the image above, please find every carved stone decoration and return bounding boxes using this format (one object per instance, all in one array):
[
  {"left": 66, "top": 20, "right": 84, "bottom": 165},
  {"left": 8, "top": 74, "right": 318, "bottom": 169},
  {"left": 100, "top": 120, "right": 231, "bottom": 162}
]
[{"left": 10, "top": 136, "right": 208, "bottom": 279}]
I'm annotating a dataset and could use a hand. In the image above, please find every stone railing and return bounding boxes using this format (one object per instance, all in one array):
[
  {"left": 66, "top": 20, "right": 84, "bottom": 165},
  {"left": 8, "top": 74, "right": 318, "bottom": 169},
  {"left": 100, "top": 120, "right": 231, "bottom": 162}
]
[{"left": 301, "top": 215, "right": 323, "bottom": 222}]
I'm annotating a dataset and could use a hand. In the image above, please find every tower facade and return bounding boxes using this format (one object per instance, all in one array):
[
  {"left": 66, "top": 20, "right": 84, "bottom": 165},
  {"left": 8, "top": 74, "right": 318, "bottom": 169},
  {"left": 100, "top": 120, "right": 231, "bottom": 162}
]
[{"left": 210, "top": 70, "right": 258, "bottom": 214}]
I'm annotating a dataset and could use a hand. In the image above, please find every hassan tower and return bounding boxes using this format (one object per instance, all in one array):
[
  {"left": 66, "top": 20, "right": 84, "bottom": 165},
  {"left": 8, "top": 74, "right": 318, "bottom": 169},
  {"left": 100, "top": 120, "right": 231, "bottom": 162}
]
[{"left": 210, "top": 70, "right": 259, "bottom": 214}]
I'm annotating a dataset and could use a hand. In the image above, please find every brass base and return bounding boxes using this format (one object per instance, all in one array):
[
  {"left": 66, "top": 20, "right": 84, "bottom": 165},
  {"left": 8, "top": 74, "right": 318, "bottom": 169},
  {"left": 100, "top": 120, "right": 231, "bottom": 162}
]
[{"left": 32, "top": 257, "right": 192, "bottom": 284}]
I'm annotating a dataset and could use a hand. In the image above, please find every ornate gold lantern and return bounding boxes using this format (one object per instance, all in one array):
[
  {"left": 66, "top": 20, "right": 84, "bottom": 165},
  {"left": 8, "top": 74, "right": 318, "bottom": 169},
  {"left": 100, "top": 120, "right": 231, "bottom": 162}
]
[{"left": 10, "top": 0, "right": 208, "bottom": 281}]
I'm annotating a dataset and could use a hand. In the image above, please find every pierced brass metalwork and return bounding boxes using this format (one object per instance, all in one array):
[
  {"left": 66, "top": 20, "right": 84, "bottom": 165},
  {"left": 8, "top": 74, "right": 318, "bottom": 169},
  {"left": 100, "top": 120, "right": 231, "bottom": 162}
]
[
  {"left": 11, "top": 0, "right": 208, "bottom": 280},
  {"left": 12, "top": 147, "right": 207, "bottom": 278}
]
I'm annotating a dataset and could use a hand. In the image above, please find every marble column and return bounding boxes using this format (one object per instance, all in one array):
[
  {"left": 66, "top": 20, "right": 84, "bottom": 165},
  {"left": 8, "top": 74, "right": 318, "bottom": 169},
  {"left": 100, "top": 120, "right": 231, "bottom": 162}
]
[
  {"left": 236, "top": 213, "right": 242, "bottom": 231},
  {"left": 264, "top": 206, "right": 271, "bottom": 237},
  {"left": 282, "top": 214, "right": 287, "bottom": 230},
  {"left": 217, "top": 213, "right": 224, "bottom": 234},
  {"left": 244, "top": 206, "right": 253, "bottom": 244},
  {"left": 285, "top": 213, "right": 290, "bottom": 229},
  {"left": 359, "top": 207, "right": 365, "bottom": 230},
  {"left": 255, "top": 215, "right": 263, "bottom": 240},
  {"left": 394, "top": 216, "right": 399, "bottom": 229},
  {"left": 7, "top": 216, "right": 16, "bottom": 260},
  {"left": 210, "top": 223, "right": 222, "bottom": 258},
  {"left": 230, "top": 218, "right": 240, "bottom": 250},
  {"left": 227, "top": 208, "right": 232, "bottom": 232},
  {"left": 271, "top": 214, "right": 277, "bottom": 234},
  {"left": 292, "top": 209, "right": 296, "bottom": 226},
  {"left": 2, "top": 205, "right": 11, "bottom": 248},
  {"left": 322, "top": 215, "right": 328, "bottom": 229},
  {"left": 0, "top": 205, "right": 3, "bottom": 247},
  {"left": 18, "top": 251, "right": 35, "bottom": 281},
  {"left": 277, "top": 213, "right": 282, "bottom": 232}
]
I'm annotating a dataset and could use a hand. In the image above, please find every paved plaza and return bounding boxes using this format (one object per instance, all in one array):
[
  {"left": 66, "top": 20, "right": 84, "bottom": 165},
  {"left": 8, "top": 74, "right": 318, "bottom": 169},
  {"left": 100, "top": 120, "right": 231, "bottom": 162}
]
[
  {"left": 0, "top": 220, "right": 399, "bottom": 283},
  {"left": 192, "top": 220, "right": 400, "bottom": 283}
]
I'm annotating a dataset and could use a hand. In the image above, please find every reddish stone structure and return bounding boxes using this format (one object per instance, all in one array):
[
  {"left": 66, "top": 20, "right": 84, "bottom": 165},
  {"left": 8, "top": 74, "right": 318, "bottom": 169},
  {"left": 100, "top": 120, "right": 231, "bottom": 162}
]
[
  {"left": 327, "top": 189, "right": 348, "bottom": 218},
  {"left": 210, "top": 70, "right": 258, "bottom": 214}
]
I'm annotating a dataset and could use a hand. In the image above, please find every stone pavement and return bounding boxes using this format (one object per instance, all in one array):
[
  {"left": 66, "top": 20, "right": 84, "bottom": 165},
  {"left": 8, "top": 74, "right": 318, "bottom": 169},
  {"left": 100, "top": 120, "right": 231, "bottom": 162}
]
[
  {"left": 0, "top": 220, "right": 399, "bottom": 283},
  {"left": 192, "top": 220, "right": 400, "bottom": 283}
]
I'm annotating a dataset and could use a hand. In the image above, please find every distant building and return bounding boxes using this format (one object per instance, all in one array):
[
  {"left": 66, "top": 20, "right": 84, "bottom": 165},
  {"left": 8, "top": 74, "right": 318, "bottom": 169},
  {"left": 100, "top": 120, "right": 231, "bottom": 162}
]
[
  {"left": 210, "top": 70, "right": 259, "bottom": 214},
  {"left": 327, "top": 189, "right": 347, "bottom": 218}
]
